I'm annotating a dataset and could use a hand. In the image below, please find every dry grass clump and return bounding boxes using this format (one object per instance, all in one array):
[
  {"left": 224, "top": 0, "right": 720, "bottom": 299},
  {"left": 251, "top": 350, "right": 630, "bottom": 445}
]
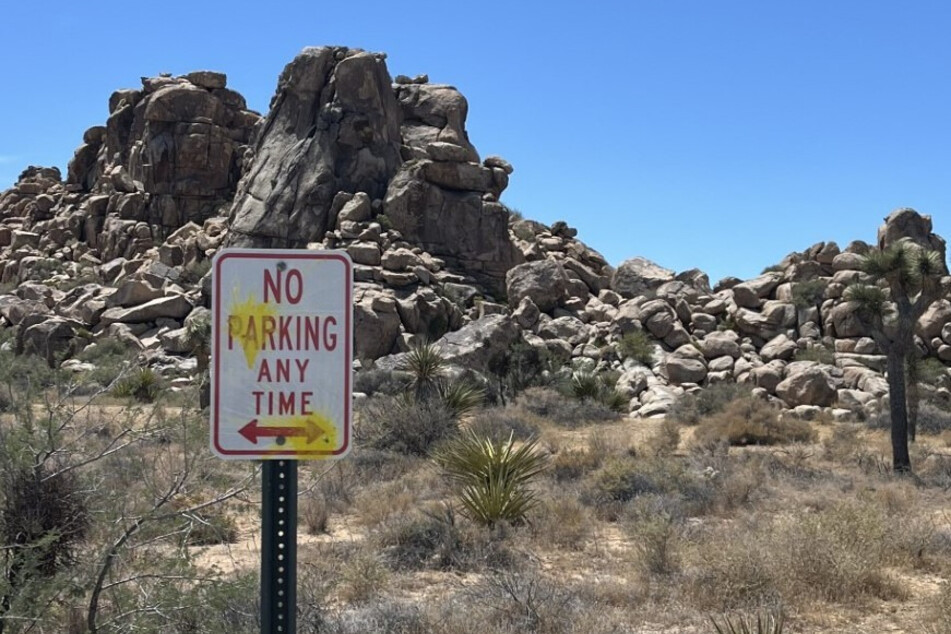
[
  {"left": 530, "top": 494, "right": 593, "bottom": 550},
  {"left": 625, "top": 496, "right": 683, "bottom": 576},
  {"left": 337, "top": 549, "right": 390, "bottom": 603},
  {"left": 467, "top": 407, "right": 541, "bottom": 442},
  {"left": 549, "top": 448, "right": 604, "bottom": 482},
  {"left": 686, "top": 499, "right": 906, "bottom": 613},
  {"left": 694, "top": 398, "right": 817, "bottom": 447},
  {"left": 453, "top": 569, "right": 579, "bottom": 634}
]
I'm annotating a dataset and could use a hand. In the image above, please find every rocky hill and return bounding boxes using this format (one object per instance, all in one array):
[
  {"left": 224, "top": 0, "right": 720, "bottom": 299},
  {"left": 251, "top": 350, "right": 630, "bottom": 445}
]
[{"left": 1, "top": 45, "right": 950, "bottom": 421}]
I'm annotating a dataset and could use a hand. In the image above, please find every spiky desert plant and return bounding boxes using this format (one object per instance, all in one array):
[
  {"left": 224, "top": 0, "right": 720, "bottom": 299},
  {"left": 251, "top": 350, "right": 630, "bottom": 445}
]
[
  {"left": 432, "top": 431, "right": 548, "bottom": 527},
  {"left": 570, "top": 370, "right": 602, "bottom": 402},
  {"left": 847, "top": 236, "right": 944, "bottom": 472},
  {"left": 438, "top": 380, "right": 485, "bottom": 419},
  {"left": 709, "top": 610, "right": 785, "bottom": 634},
  {"left": 401, "top": 341, "right": 447, "bottom": 400}
]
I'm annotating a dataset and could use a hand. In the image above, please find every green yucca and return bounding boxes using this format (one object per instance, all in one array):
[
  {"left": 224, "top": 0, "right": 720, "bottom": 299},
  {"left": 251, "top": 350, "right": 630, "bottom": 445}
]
[
  {"left": 438, "top": 380, "right": 484, "bottom": 419},
  {"left": 401, "top": 341, "right": 447, "bottom": 398},
  {"left": 432, "top": 431, "right": 548, "bottom": 527},
  {"left": 709, "top": 610, "right": 785, "bottom": 634},
  {"left": 570, "top": 370, "right": 601, "bottom": 402}
]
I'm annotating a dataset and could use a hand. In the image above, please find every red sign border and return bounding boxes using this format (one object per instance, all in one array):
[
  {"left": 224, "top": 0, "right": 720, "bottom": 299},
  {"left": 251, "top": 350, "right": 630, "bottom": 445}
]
[{"left": 211, "top": 250, "right": 353, "bottom": 459}]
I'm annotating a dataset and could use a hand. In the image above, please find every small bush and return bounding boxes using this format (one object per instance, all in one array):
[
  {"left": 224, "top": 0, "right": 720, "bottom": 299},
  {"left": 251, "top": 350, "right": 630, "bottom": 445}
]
[
  {"left": 709, "top": 610, "right": 786, "bottom": 634},
  {"left": 324, "top": 600, "right": 430, "bottom": 634},
  {"left": 301, "top": 496, "right": 331, "bottom": 535},
  {"left": 462, "top": 570, "right": 577, "bottom": 634},
  {"left": 353, "top": 368, "right": 412, "bottom": 397},
  {"left": 668, "top": 383, "right": 753, "bottom": 425},
  {"left": 184, "top": 509, "right": 239, "bottom": 546},
  {"left": 550, "top": 449, "right": 603, "bottom": 482},
  {"left": 869, "top": 400, "right": 951, "bottom": 435},
  {"left": 694, "top": 398, "right": 817, "bottom": 447},
  {"left": 531, "top": 495, "right": 592, "bottom": 550},
  {"left": 626, "top": 498, "right": 681, "bottom": 576},
  {"left": 338, "top": 550, "right": 389, "bottom": 603},
  {"left": 467, "top": 408, "right": 540, "bottom": 442},
  {"left": 617, "top": 330, "right": 655, "bottom": 365},
  {"left": 432, "top": 431, "right": 548, "bottom": 527},
  {"left": 919, "top": 357, "right": 950, "bottom": 387},
  {"left": 514, "top": 387, "right": 621, "bottom": 427},
  {"left": 111, "top": 367, "right": 163, "bottom": 402},
  {"left": 790, "top": 279, "right": 826, "bottom": 308},
  {"left": 583, "top": 456, "right": 715, "bottom": 520},
  {"left": 357, "top": 395, "right": 459, "bottom": 456},
  {"left": 793, "top": 345, "right": 835, "bottom": 364},
  {"left": 377, "top": 505, "right": 513, "bottom": 572}
]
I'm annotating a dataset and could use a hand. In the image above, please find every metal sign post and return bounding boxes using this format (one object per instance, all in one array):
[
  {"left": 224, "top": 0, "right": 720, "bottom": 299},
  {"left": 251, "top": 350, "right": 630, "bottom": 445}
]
[
  {"left": 210, "top": 248, "right": 353, "bottom": 634},
  {"left": 261, "top": 460, "right": 297, "bottom": 634}
]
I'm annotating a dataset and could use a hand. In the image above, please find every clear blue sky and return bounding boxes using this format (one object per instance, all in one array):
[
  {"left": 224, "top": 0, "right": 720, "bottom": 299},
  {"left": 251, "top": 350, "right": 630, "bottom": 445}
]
[{"left": 1, "top": 1, "right": 949, "bottom": 283}]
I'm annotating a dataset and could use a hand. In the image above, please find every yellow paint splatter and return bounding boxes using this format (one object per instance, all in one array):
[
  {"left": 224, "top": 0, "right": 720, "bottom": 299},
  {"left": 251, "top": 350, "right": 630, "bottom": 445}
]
[
  {"left": 227, "top": 287, "right": 277, "bottom": 368},
  {"left": 261, "top": 413, "right": 340, "bottom": 454}
]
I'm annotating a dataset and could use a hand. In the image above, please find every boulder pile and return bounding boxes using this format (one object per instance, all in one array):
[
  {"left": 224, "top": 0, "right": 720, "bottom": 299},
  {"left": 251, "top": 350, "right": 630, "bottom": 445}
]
[{"left": 0, "top": 46, "right": 948, "bottom": 421}]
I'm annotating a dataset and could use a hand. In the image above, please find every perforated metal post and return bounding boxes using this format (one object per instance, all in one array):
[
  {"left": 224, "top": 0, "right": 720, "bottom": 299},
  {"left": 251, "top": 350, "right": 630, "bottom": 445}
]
[{"left": 261, "top": 460, "right": 297, "bottom": 633}]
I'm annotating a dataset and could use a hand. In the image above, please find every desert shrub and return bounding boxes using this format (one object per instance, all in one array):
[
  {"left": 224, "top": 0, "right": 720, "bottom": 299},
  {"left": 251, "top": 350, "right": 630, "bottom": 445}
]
[
  {"left": 467, "top": 408, "right": 540, "bottom": 442},
  {"left": 564, "top": 370, "right": 628, "bottom": 412},
  {"left": 779, "top": 501, "right": 903, "bottom": 603},
  {"left": 323, "top": 599, "right": 430, "bottom": 634},
  {"left": 709, "top": 609, "right": 786, "bottom": 634},
  {"left": 357, "top": 395, "right": 459, "bottom": 456},
  {"left": 301, "top": 495, "right": 331, "bottom": 534},
  {"left": 377, "top": 505, "right": 513, "bottom": 572},
  {"left": 183, "top": 508, "right": 239, "bottom": 546},
  {"left": 645, "top": 419, "right": 681, "bottom": 456},
  {"left": 0, "top": 465, "right": 89, "bottom": 577},
  {"left": 514, "top": 387, "right": 621, "bottom": 427},
  {"left": 694, "top": 398, "right": 816, "bottom": 447},
  {"left": 338, "top": 550, "right": 389, "bottom": 603},
  {"left": 550, "top": 449, "right": 603, "bottom": 482},
  {"left": 354, "top": 368, "right": 412, "bottom": 396},
  {"left": 569, "top": 370, "right": 601, "bottom": 401},
  {"left": 688, "top": 527, "right": 781, "bottom": 611},
  {"left": 432, "top": 431, "right": 548, "bottom": 527},
  {"left": 438, "top": 378, "right": 485, "bottom": 419},
  {"left": 77, "top": 338, "right": 138, "bottom": 387},
  {"left": 111, "top": 366, "right": 163, "bottom": 402},
  {"left": 617, "top": 329, "right": 655, "bottom": 365},
  {"left": 919, "top": 357, "right": 951, "bottom": 387},
  {"left": 625, "top": 497, "right": 682, "bottom": 575},
  {"left": 353, "top": 479, "right": 417, "bottom": 528},
  {"left": 531, "top": 495, "right": 592, "bottom": 550},
  {"left": 793, "top": 345, "right": 835, "bottom": 364},
  {"left": 869, "top": 400, "right": 951, "bottom": 435},
  {"left": 790, "top": 278, "right": 826, "bottom": 308},
  {"left": 668, "top": 383, "right": 753, "bottom": 425},
  {"left": 583, "top": 456, "right": 715, "bottom": 520},
  {"left": 488, "top": 340, "right": 558, "bottom": 403},
  {"left": 460, "top": 570, "right": 578, "bottom": 634}
]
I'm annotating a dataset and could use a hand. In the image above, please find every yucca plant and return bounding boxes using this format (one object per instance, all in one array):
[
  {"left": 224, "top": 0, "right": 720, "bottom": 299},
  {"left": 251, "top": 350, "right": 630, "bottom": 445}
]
[
  {"left": 432, "top": 431, "right": 548, "bottom": 527},
  {"left": 709, "top": 610, "right": 785, "bottom": 634},
  {"left": 401, "top": 341, "right": 447, "bottom": 399},
  {"left": 438, "top": 379, "right": 485, "bottom": 419},
  {"left": 570, "top": 370, "right": 601, "bottom": 401}
]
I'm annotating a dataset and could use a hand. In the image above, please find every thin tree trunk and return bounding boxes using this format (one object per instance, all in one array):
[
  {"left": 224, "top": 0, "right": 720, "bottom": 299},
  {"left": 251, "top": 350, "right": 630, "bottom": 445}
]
[
  {"left": 905, "top": 352, "right": 920, "bottom": 442},
  {"left": 886, "top": 350, "right": 912, "bottom": 473}
]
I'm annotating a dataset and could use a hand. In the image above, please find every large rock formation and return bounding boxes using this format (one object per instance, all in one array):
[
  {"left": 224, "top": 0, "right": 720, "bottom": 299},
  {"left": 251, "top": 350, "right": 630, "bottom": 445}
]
[
  {"left": 0, "top": 47, "right": 949, "bottom": 424},
  {"left": 227, "top": 47, "right": 402, "bottom": 247}
]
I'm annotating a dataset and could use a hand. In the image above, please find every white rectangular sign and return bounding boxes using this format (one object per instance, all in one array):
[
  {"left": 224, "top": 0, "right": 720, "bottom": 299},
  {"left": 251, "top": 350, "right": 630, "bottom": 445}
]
[{"left": 210, "top": 249, "right": 353, "bottom": 460}]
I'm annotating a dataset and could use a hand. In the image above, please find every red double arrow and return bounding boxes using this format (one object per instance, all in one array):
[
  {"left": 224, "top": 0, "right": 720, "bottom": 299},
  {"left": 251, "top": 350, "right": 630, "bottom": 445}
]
[{"left": 238, "top": 418, "right": 323, "bottom": 445}]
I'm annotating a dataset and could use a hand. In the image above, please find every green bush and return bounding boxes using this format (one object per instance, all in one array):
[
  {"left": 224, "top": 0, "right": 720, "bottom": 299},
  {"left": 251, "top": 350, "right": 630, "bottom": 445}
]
[
  {"left": 919, "top": 357, "right": 950, "bottom": 387},
  {"left": 790, "top": 279, "right": 826, "bottom": 308},
  {"left": 356, "top": 395, "right": 459, "bottom": 456},
  {"left": 432, "top": 431, "right": 548, "bottom": 527},
  {"left": 617, "top": 330, "right": 655, "bottom": 365},
  {"left": 111, "top": 367, "right": 163, "bottom": 402},
  {"left": 793, "top": 345, "right": 835, "bottom": 364},
  {"left": 515, "top": 387, "right": 621, "bottom": 427},
  {"left": 668, "top": 383, "right": 752, "bottom": 425}
]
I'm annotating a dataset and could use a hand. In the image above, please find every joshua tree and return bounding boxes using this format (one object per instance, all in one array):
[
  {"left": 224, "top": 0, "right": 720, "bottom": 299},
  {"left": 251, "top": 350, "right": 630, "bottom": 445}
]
[{"left": 845, "top": 238, "right": 944, "bottom": 472}]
